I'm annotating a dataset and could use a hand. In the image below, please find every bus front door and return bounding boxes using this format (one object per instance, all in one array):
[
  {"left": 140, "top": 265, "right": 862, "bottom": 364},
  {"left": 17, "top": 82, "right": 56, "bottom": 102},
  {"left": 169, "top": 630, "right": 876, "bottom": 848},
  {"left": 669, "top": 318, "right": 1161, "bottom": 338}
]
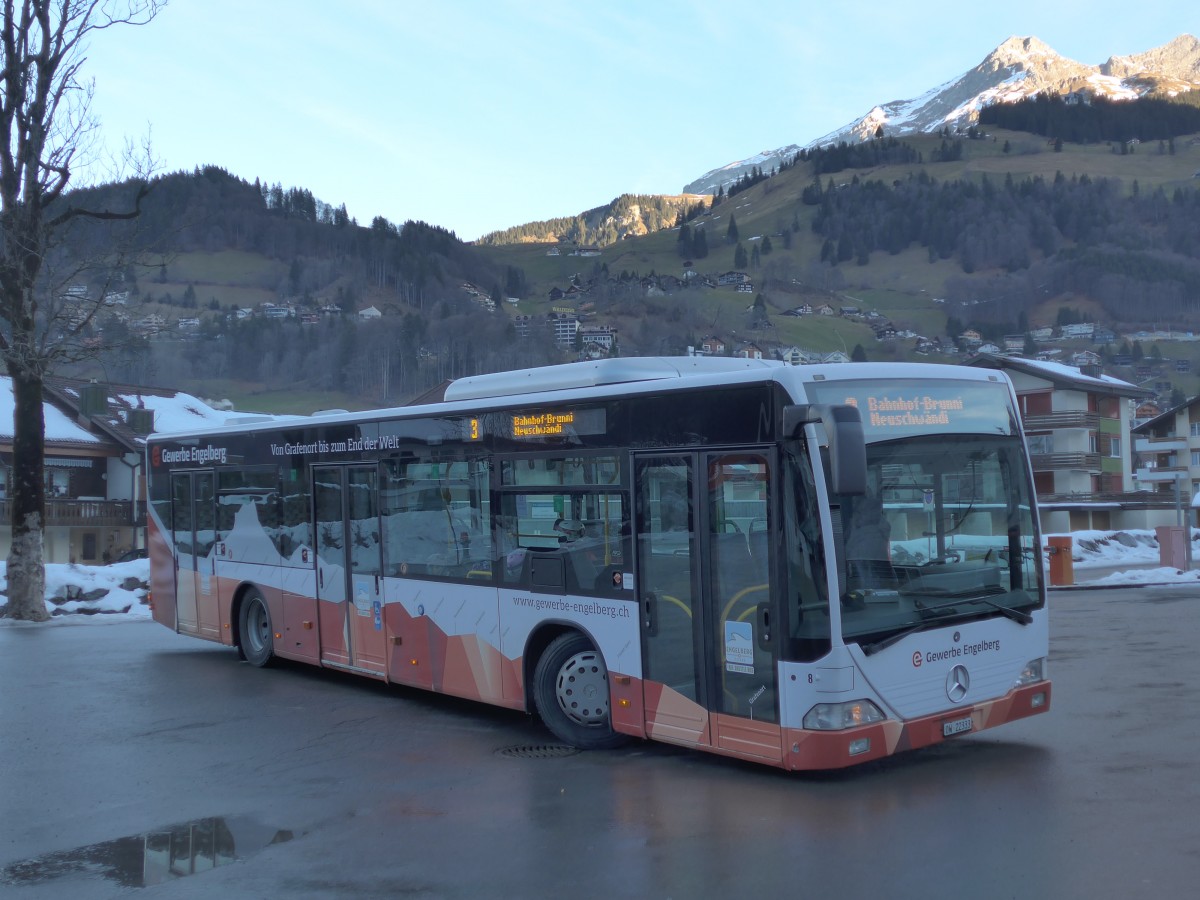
[
  {"left": 313, "top": 465, "right": 387, "bottom": 677},
  {"left": 636, "top": 451, "right": 781, "bottom": 761},
  {"left": 170, "top": 471, "right": 216, "bottom": 637}
]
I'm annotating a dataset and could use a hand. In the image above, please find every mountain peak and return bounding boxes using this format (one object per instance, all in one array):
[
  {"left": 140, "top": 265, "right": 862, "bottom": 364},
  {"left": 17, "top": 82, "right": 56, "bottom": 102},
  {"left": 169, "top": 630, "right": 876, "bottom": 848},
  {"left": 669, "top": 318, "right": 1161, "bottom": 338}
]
[
  {"left": 682, "top": 33, "right": 1200, "bottom": 196},
  {"left": 1101, "top": 33, "right": 1200, "bottom": 80},
  {"left": 987, "top": 35, "right": 1061, "bottom": 67}
]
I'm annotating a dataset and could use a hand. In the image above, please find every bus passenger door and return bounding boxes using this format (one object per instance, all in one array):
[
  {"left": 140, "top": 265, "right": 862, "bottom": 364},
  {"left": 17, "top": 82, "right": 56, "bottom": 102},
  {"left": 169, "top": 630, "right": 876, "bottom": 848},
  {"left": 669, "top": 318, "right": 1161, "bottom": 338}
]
[
  {"left": 705, "top": 451, "right": 781, "bottom": 761},
  {"left": 636, "top": 451, "right": 782, "bottom": 760},
  {"left": 635, "top": 455, "right": 710, "bottom": 748},
  {"left": 314, "top": 465, "right": 386, "bottom": 676},
  {"left": 170, "top": 471, "right": 215, "bottom": 636}
]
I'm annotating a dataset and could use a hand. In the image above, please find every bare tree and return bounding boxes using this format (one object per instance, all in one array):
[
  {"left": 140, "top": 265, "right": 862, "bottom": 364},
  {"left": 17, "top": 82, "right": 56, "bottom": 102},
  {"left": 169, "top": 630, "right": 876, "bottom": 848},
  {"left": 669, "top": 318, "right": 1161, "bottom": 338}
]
[{"left": 1, "top": 1, "right": 164, "bottom": 621}]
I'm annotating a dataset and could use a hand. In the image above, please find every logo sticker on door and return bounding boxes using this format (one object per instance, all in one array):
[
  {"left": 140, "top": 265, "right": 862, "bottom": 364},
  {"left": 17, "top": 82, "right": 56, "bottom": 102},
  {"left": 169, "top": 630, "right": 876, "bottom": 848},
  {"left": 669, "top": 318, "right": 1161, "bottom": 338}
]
[
  {"left": 725, "top": 620, "right": 755, "bottom": 673},
  {"left": 353, "top": 581, "right": 371, "bottom": 617}
]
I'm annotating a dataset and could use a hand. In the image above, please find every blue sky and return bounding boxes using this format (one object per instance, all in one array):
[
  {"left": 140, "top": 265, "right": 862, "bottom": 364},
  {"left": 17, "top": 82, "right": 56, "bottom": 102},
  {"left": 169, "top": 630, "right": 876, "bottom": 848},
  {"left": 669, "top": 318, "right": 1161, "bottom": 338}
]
[{"left": 82, "top": 1, "right": 1195, "bottom": 241}]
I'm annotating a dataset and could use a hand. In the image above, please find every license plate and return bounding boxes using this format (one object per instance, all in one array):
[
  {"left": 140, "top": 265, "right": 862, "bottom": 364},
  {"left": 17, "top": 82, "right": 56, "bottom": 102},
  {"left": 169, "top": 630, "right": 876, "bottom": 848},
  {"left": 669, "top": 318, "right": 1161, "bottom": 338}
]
[{"left": 943, "top": 716, "right": 973, "bottom": 737}]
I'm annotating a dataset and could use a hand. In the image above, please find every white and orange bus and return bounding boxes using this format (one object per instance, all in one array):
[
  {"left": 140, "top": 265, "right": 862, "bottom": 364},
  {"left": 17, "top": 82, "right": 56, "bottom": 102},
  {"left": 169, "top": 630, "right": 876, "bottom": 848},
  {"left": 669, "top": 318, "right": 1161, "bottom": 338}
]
[{"left": 146, "top": 357, "right": 1049, "bottom": 770}]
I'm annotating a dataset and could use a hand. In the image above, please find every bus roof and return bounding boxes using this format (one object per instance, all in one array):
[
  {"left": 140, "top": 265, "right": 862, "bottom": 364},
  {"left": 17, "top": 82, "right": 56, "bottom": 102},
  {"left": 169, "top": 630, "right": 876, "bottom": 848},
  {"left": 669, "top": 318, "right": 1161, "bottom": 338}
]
[
  {"left": 148, "top": 358, "right": 1010, "bottom": 441},
  {"left": 443, "top": 356, "right": 784, "bottom": 402}
]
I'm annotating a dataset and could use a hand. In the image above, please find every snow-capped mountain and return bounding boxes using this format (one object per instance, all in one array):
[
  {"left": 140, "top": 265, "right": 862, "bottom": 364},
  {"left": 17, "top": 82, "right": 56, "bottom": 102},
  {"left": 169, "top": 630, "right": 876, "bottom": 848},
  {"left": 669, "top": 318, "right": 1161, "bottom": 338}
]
[{"left": 683, "top": 34, "right": 1200, "bottom": 196}]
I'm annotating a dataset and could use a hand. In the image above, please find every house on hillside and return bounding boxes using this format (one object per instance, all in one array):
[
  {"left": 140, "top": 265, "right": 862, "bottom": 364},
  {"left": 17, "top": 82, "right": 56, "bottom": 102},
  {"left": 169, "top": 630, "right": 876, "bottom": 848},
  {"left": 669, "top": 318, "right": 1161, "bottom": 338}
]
[
  {"left": 357, "top": 305, "right": 382, "bottom": 320},
  {"left": 578, "top": 325, "right": 617, "bottom": 353},
  {"left": 717, "top": 271, "right": 750, "bottom": 286},
  {"left": 734, "top": 343, "right": 764, "bottom": 360},
  {"left": 778, "top": 346, "right": 819, "bottom": 365},
  {"left": 959, "top": 329, "right": 982, "bottom": 347},
  {"left": 0, "top": 377, "right": 233, "bottom": 564}
]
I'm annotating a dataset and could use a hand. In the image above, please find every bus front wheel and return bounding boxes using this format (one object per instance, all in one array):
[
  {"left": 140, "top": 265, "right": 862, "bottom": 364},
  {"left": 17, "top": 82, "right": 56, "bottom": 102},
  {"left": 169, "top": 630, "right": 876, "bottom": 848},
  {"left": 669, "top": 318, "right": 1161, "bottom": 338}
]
[
  {"left": 239, "top": 589, "right": 275, "bottom": 668},
  {"left": 533, "top": 633, "right": 627, "bottom": 750}
]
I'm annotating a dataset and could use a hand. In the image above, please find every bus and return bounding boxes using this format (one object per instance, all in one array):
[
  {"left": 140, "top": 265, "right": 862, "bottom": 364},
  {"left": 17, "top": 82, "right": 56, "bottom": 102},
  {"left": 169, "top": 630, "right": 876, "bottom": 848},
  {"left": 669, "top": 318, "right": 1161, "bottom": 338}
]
[{"left": 146, "top": 357, "right": 1050, "bottom": 771}]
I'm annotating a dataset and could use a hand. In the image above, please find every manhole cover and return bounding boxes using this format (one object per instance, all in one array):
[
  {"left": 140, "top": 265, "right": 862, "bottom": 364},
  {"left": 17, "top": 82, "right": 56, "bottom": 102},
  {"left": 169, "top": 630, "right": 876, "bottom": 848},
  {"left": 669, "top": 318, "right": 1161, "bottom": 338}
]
[{"left": 495, "top": 743, "right": 580, "bottom": 759}]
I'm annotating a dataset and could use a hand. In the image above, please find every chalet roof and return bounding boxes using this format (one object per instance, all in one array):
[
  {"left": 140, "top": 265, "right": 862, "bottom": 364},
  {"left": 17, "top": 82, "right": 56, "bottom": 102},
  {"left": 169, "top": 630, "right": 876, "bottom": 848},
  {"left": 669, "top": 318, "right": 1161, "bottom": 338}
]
[
  {"left": 39, "top": 376, "right": 234, "bottom": 449},
  {"left": 964, "top": 353, "right": 1148, "bottom": 399},
  {"left": 1132, "top": 395, "right": 1200, "bottom": 434}
]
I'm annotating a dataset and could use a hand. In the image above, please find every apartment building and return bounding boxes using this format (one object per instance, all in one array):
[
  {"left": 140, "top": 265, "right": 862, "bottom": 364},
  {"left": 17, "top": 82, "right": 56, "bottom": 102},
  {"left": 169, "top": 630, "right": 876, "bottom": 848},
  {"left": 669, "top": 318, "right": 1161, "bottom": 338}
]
[
  {"left": 1132, "top": 396, "right": 1200, "bottom": 516},
  {"left": 965, "top": 354, "right": 1148, "bottom": 532}
]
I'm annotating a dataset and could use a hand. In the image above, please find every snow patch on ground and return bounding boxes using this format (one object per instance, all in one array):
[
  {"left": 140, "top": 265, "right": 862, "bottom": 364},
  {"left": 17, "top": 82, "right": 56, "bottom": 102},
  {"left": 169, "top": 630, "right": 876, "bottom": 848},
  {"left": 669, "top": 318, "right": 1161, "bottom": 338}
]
[{"left": 0, "top": 558, "right": 151, "bottom": 622}]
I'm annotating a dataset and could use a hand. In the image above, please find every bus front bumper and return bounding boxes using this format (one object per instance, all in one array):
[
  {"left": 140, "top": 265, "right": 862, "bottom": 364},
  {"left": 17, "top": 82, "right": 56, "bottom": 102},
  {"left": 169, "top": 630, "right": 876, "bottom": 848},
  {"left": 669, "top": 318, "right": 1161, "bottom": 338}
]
[{"left": 783, "top": 681, "right": 1051, "bottom": 771}]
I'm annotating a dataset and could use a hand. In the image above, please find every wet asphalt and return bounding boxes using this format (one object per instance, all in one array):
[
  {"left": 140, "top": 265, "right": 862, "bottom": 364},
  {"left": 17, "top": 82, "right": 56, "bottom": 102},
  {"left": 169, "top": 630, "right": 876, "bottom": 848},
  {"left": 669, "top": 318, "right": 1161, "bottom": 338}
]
[{"left": 2, "top": 585, "right": 1198, "bottom": 899}]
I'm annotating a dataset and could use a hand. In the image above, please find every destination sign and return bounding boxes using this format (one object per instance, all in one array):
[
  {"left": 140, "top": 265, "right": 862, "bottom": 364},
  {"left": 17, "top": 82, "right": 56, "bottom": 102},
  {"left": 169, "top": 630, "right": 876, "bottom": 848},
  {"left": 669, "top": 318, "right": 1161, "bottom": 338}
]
[
  {"left": 805, "top": 378, "right": 1017, "bottom": 440},
  {"left": 509, "top": 407, "right": 605, "bottom": 441},
  {"left": 513, "top": 411, "right": 576, "bottom": 437}
]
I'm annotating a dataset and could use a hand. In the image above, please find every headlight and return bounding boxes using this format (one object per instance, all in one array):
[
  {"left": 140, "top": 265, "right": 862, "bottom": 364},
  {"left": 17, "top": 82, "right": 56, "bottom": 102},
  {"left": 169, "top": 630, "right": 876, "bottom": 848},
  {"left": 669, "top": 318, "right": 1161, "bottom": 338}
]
[
  {"left": 803, "top": 699, "right": 886, "bottom": 730},
  {"left": 1014, "top": 657, "right": 1046, "bottom": 687}
]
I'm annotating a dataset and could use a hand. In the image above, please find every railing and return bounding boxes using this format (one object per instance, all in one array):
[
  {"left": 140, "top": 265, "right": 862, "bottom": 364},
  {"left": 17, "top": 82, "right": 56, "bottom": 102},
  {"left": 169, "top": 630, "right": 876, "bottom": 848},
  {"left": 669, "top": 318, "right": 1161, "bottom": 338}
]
[
  {"left": 1134, "top": 466, "right": 1189, "bottom": 483},
  {"left": 1022, "top": 411, "right": 1101, "bottom": 431},
  {"left": 1029, "top": 452, "right": 1101, "bottom": 472},
  {"left": 0, "top": 498, "right": 144, "bottom": 527},
  {"left": 1038, "top": 490, "right": 1180, "bottom": 510},
  {"left": 1134, "top": 436, "right": 1188, "bottom": 453}
]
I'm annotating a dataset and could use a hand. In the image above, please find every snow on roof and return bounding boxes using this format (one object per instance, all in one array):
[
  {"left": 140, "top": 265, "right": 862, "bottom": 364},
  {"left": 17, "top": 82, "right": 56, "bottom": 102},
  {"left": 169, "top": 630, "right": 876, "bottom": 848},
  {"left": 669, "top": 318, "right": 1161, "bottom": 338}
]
[
  {"left": 0, "top": 377, "right": 101, "bottom": 443},
  {"left": 1006, "top": 356, "right": 1137, "bottom": 389},
  {"left": 117, "top": 391, "right": 236, "bottom": 434},
  {"left": 0, "top": 375, "right": 241, "bottom": 447}
]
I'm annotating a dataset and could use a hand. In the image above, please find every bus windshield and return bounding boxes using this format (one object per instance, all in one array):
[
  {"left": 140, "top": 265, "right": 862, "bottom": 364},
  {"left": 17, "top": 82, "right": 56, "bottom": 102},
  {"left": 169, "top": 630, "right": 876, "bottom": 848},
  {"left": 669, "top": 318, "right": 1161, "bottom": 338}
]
[{"left": 833, "top": 433, "right": 1041, "bottom": 651}]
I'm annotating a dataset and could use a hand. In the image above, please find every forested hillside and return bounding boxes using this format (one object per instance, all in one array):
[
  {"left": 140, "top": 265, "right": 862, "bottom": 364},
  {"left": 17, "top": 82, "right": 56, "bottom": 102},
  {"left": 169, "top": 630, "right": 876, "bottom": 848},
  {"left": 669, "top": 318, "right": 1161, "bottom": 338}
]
[
  {"left": 58, "top": 167, "right": 570, "bottom": 408},
  {"left": 48, "top": 93, "right": 1200, "bottom": 413}
]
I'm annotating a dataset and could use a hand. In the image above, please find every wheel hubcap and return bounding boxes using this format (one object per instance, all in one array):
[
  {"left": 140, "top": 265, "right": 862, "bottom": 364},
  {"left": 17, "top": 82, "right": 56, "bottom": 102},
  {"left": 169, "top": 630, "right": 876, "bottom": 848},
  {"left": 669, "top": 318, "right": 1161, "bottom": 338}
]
[
  {"left": 555, "top": 650, "right": 609, "bottom": 727},
  {"left": 247, "top": 601, "right": 268, "bottom": 652}
]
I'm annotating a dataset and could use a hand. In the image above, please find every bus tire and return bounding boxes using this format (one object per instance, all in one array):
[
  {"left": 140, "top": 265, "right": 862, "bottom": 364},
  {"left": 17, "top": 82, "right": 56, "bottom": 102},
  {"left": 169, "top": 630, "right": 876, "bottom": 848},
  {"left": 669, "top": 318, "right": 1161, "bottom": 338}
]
[
  {"left": 533, "top": 632, "right": 627, "bottom": 750},
  {"left": 239, "top": 589, "right": 275, "bottom": 668}
]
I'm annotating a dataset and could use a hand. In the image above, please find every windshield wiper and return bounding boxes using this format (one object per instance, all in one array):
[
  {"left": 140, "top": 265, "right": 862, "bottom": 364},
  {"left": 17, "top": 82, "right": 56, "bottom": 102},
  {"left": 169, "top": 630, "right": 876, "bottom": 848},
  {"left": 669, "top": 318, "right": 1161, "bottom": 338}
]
[
  {"left": 916, "top": 595, "right": 1033, "bottom": 625},
  {"left": 860, "top": 607, "right": 958, "bottom": 656},
  {"left": 859, "top": 596, "right": 1031, "bottom": 657}
]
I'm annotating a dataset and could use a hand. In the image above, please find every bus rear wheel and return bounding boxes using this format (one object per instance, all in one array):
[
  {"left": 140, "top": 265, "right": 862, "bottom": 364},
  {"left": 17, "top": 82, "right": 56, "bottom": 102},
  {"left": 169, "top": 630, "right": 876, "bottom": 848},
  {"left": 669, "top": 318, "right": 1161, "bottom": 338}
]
[
  {"left": 533, "top": 633, "right": 627, "bottom": 750},
  {"left": 239, "top": 589, "right": 275, "bottom": 668}
]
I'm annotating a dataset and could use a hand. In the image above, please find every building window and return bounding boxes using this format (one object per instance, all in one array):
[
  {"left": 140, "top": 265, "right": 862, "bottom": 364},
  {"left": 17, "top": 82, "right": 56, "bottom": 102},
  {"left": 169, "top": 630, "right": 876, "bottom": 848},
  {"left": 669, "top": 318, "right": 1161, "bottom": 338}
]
[
  {"left": 1190, "top": 422, "right": 1200, "bottom": 437},
  {"left": 1089, "top": 433, "right": 1100, "bottom": 454},
  {"left": 46, "top": 469, "right": 69, "bottom": 497},
  {"left": 1108, "top": 437, "right": 1121, "bottom": 458},
  {"left": 1026, "top": 434, "right": 1053, "bottom": 455},
  {"left": 1191, "top": 451, "right": 1200, "bottom": 467}
]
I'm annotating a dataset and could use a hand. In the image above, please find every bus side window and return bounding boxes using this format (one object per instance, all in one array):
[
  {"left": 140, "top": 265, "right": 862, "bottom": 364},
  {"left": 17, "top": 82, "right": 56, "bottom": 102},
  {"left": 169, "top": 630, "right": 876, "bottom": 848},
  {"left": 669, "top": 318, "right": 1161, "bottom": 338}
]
[
  {"left": 382, "top": 455, "right": 490, "bottom": 580},
  {"left": 496, "top": 492, "right": 630, "bottom": 595}
]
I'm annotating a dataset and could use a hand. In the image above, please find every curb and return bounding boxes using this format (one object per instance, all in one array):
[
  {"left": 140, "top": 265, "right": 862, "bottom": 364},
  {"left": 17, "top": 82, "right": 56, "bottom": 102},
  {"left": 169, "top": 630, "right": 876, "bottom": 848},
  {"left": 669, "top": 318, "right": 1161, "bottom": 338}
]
[{"left": 1050, "top": 581, "right": 1198, "bottom": 591}]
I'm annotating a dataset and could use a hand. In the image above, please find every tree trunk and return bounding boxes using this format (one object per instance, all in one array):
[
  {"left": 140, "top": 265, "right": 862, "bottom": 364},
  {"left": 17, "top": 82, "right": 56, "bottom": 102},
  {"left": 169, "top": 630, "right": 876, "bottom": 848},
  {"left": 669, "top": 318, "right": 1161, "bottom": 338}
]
[{"left": 4, "top": 370, "right": 48, "bottom": 621}]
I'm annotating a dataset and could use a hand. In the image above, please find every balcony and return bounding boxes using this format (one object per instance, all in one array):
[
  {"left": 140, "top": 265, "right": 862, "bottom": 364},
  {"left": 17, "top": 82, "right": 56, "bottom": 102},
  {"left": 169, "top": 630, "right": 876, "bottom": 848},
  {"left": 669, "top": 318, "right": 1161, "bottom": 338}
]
[
  {"left": 1038, "top": 490, "right": 1175, "bottom": 510},
  {"left": 0, "top": 498, "right": 144, "bottom": 527},
  {"left": 1022, "top": 411, "right": 1101, "bottom": 431},
  {"left": 1134, "top": 466, "right": 1189, "bottom": 483},
  {"left": 1029, "top": 452, "right": 1101, "bottom": 472},
  {"left": 1134, "top": 436, "right": 1188, "bottom": 454}
]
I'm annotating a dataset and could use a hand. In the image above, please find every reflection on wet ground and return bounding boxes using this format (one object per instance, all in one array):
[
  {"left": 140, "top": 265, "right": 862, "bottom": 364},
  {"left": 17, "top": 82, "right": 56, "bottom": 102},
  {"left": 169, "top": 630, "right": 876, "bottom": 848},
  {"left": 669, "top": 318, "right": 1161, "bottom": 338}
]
[{"left": 1, "top": 817, "right": 293, "bottom": 889}]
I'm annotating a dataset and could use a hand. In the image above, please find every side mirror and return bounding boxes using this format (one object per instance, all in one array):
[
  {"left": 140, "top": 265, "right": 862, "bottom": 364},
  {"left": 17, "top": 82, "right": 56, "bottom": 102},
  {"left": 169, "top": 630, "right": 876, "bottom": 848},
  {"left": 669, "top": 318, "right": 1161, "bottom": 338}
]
[{"left": 782, "top": 403, "right": 867, "bottom": 496}]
